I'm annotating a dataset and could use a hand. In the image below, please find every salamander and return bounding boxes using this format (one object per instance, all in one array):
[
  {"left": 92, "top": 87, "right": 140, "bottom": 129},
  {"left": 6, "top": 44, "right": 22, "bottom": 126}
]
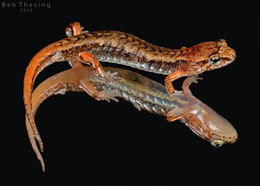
[
  {"left": 24, "top": 22, "right": 236, "bottom": 147},
  {"left": 25, "top": 66, "right": 237, "bottom": 172}
]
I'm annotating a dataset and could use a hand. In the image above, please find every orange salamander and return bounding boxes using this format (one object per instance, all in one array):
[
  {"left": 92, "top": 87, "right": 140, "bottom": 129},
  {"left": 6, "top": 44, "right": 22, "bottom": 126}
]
[
  {"left": 24, "top": 22, "right": 236, "bottom": 148},
  {"left": 26, "top": 66, "right": 238, "bottom": 172}
]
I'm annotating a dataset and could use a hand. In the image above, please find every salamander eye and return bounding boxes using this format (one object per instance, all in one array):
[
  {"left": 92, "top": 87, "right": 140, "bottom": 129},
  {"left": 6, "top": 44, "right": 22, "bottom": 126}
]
[
  {"left": 209, "top": 55, "right": 221, "bottom": 65},
  {"left": 211, "top": 139, "right": 224, "bottom": 148}
]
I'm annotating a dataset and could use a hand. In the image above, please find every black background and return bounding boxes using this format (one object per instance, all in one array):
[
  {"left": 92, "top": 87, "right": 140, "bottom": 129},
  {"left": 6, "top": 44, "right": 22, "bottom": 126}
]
[{"left": 6, "top": 2, "right": 258, "bottom": 185}]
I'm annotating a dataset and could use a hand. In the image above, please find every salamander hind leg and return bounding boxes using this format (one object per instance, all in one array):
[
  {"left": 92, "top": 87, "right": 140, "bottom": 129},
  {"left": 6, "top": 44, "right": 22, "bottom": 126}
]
[
  {"left": 65, "top": 22, "right": 89, "bottom": 68},
  {"left": 65, "top": 22, "right": 81, "bottom": 36},
  {"left": 79, "top": 78, "right": 119, "bottom": 103},
  {"left": 65, "top": 22, "right": 119, "bottom": 101},
  {"left": 78, "top": 52, "right": 120, "bottom": 83},
  {"left": 78, "top": 51, "right": 107, "bottom": 77},
  {"left": 65, "top": 22, "right": 106, "bottom": 78},
  {"left": 93, "top": 90, "right": 119, "bottom": 103},
  {"left": 65, "top": 21, "right": 88, "bottom": 37}
]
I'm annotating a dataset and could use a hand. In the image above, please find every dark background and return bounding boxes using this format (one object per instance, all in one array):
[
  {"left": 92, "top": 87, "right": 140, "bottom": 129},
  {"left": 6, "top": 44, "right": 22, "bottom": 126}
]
[{"left": 6, "top": 2, "right": 258, "bottom": 185}]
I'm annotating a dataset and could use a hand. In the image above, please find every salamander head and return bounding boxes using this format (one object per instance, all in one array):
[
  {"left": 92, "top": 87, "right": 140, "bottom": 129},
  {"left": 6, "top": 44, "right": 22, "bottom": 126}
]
[
  {"left": 206, "top": 39, "right": 236, "bottom": 71},
  {"left": 181, "top": 102, "right": 238, "bottom": 147},
  {"left": 181, "top": 39, "right": 236, "bottom": 73}
]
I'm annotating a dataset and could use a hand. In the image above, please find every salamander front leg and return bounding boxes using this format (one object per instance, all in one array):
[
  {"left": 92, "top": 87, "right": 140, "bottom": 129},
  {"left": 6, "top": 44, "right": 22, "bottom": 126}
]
[
  {"left": 166, "top": 107, "right": 184, "bottom": 122},
  {"left": 164, "top": 71, "right": 183, "bottom": 95},
  {"left": 182, "top": 75, "right": 203, "bottom": 97}
]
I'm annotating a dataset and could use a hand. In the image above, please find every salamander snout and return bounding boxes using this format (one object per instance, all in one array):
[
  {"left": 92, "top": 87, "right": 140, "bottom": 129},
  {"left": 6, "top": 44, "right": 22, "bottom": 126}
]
[
  {"left": 207, "top": 39, "right": 236, "bottom": 71},
  {"left": 207, "top": 108, "right": 238, "bottom": 147},
  {"left": 183, "top": 101, "right": 238, "bottom": 147}
]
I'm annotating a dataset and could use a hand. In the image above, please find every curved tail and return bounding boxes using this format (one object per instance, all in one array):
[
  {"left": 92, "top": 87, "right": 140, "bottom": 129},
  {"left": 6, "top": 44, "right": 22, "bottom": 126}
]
[{"left": 23, "top": 43, "right": 65, "bottom": 150}]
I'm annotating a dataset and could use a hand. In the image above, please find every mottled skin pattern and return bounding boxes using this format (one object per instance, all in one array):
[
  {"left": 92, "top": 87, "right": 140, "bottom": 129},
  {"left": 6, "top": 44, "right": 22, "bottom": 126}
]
[
  {"left": 23, "top": 22, "right": 236, "bottom": 148},
  {"left": 61, "top": 30, "right": 236, "bottom": 75},
  {"left": 26, "top": 66, "right": 237, "bottom": 172}
]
